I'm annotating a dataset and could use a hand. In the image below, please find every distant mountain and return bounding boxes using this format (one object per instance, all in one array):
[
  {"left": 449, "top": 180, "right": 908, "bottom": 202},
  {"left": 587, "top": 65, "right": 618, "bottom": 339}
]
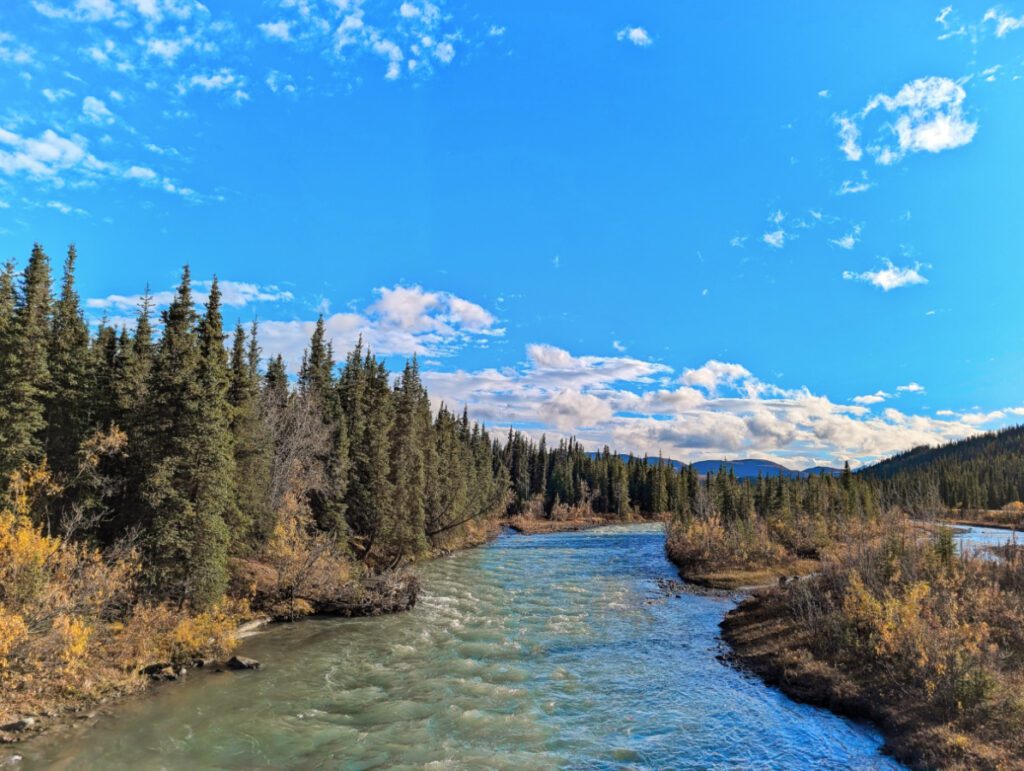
[
  {"left": 691, "top": 459, "right": 843, "bottom": 479},
  {"left": 587, "top": 452, "right": 843, "bottom": 479}
]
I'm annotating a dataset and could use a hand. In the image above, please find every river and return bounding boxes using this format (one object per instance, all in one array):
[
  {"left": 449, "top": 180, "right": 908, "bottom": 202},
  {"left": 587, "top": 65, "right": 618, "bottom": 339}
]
[{"left": 23, "top": 524, "right": 904, "bottom": 769}]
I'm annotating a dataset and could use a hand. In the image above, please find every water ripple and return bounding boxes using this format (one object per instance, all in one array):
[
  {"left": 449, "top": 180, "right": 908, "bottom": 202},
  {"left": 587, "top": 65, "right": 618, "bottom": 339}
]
[{"left": 24, "top": 523, "right": 901, "bottom": 770}]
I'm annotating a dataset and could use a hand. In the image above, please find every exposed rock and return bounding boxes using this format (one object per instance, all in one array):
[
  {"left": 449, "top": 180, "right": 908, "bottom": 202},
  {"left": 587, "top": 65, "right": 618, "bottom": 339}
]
[
  {"left": 226, "top": 656, "right": 261, "bottom": 670},
  {"left": 0, "top": 719, "right": 34, "bottom": 733},
  {"left": 192, "top": 657, "right": 215, "bottom": 668},
  {"left": 314, "top": 572, "right": 419, "bottom": 617}
]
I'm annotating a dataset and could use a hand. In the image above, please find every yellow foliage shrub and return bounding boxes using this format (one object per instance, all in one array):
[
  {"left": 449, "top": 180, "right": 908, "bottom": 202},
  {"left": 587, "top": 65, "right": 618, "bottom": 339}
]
[{"left": 0, "top": 462, "right": 248, "bottom": 722}]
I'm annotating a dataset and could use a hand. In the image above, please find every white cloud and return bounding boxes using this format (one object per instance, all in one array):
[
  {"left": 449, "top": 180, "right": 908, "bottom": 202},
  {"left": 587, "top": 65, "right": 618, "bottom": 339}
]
[
  {"left": 818, "top": 89, "right": 830, "bottom": 98},
  {"left": 897, "top": 382, "right": 925, "bottom": 393},
  {"left": 843, "top": 259, "right": 928, "bottom": 291},
  {"left": 46, "top": 199, "right": 86, "bottom": 215},
  {"left": 835, "top": 115, "right": 862, "bottom": 161},
  {"left": 488, "top": 25, "right": 505, "bottom": 37},
  {"left": 616, "top": 26, "right": 652, "bottom": 46},
  {"left": 124, "top": 164, "right": 157, "bottom": 180},
  {"left": 830, "top": 224, "right": 861, "bottom": 250},
  {"left": 762, "top": 229, "right": 785, "bottom": 248},
  {"left": 87, "top": 279, "right": 294, "bottom": 312},
  {"left": 82, "top": 95, "right": 114, "bottom": 124},
  {"left": 838, "top": 176, "right": 873, "bottom": 195},
  {"left": 839, "top": 76, "right": 977, "bottom": 167},
  {"left": 186, "top": 68, "right": 239, "bottom": 91},
  {"left": 729, "top": 235, "right": 748, "bottom": 248},
  {"left": 265, "top": 70, "right": 296, "bottom": 94},
  {"left": 612, "top": 340, "right": 626, "bottom": 352},
  {"left": 269, "top": 0, "right": 473, "bottom": 81},
  {"left": 0, "top": 126, "right": 100, "bottom": 179},
  {"left": 42, "top": 87, "right": 74, "bottom": 102},
  {"left": 682, "top": 360, "right": 753, "bottom": 395},
  {"left": 33, "top": 0, "right": 117, "bottom": 22},
  {"left": 259, "top": 20, "right": 293, "bottom": 41},
  {"left": 418, "top": 346, "right": 1007, "bottom": 466},
  {"left": 853, "top": 390, "right": 892, "bottom": 405},
  {"left": 0, "top": 31, "right": 35, "bottom": 65},
  {"left": 984, "top": 7, "right": 1024, "bottom": 36},
  {"left": 252, "top": 285, "right": 504, "bottom": 369}
]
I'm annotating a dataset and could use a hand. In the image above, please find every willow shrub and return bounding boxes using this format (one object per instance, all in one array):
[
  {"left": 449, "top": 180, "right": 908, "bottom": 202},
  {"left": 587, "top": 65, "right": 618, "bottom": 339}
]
[
  {"left": 790, "top": 523, "right": 1024, "bottom": 724},
  {"left": 0, "top": 463, "right": 244, "bottom": 722}
]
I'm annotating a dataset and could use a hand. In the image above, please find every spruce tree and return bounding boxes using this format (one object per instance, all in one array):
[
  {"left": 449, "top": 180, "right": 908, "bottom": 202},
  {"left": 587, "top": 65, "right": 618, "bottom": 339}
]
[
  {"left": 0, "top": 244, "right": 52, "bottom": 484},
  {"left": 383, "top": 357, "right": 430, "bottom": 565},
  {"left": 228, "top": 320, "right": 272, "bottom": 547},
  {"left": 46, "top": 245, "right": 91, "bottom": 477},
  {"left": 0, "top": 261, "right": 17, "bottom": 445},
  {"left": 142, "top": 269, "right": 232, "bottom": 609}
]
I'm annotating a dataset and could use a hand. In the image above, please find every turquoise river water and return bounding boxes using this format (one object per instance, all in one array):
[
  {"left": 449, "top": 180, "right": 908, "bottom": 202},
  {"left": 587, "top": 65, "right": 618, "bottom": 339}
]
[{"left": 19, "top": 523, "right": 907, "bottom": 769}]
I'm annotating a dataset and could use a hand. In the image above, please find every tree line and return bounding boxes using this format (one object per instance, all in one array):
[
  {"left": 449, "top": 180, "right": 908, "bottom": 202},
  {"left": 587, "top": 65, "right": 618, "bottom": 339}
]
[
  {"left": 0, "top": 244, "right": 508, "bottom": 611},
  {"left": 860, "top": 425, "right": 1024, "bottom": 512}
]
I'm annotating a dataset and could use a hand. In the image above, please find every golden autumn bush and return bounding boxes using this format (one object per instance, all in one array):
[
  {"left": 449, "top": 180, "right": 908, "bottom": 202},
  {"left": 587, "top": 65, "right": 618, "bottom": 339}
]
[
  {"left": 666, "top": 513, "right": 787, "bottom": 572},
  {"left": 788, "top": 522, "right": 1024, "bottom": 740},
  {"left": 231, "top": 467, "right": 355, "bottom": 621},
  {"left": 0, "top": 463, "right": 245, "bottom": 724}
]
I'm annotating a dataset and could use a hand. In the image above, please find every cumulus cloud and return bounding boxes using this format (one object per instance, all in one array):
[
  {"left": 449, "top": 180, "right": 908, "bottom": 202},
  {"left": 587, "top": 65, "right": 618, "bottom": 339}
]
[
  {"left": 0, "top": 126, "right": 104, "bottom": 179},
  {"left": 251, "top": 285, "right": 505, "bottom": 369},
  {"left": 419, "top": 346, "right": 1011, "bottom": 466},
  {"left": 762, "top": 229, "right": 785, "bottom": 248},
  {"left": 616, "top": 26, "right": 652, "bottom": 46},
  {"left": 842, "top": 260, "right": 929, "bottom": 291},
  {"left": 897, "top": 382, "right": 925, "bottom": 393},
  {"left": 836, "top": 76, "right": 977, "bottom": 166}
]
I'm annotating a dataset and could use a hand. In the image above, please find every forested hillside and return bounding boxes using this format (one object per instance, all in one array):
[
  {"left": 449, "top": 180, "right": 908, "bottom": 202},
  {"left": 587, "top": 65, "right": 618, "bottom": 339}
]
[{"left": 860, "top": 424, "right": 1024, "bottom": 512}]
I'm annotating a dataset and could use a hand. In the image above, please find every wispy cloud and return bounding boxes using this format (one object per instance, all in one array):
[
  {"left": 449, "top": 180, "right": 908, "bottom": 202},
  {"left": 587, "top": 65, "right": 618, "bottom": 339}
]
[
  {"left": 837, "top": 174, "right": 873, "bottom": 195},
  {"left": 830, "top": 225, "right": 861, "bottom": 250},
  {"left": 836, "top": 76, "right": 977, "bottom": 167},
  {"left": 87, "top": 279, "right": 295, "bottom": 312}
]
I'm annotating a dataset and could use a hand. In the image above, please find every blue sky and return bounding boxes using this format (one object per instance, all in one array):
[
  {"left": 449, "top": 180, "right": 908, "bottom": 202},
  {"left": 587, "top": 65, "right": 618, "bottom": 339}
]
[{"left": 1, "top": 0, "right": 1023, "bottom": 467}]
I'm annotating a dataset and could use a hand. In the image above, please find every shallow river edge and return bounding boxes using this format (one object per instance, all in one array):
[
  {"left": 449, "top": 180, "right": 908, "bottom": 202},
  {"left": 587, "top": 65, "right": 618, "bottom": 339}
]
[{"left": 716, "top": 580, "right": 1006, "bottom": 770}]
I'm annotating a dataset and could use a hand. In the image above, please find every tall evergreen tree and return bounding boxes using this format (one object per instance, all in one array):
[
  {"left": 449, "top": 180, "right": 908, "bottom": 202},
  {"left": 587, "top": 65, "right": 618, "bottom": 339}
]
[
  {"left": 142, "top": 269, "right": 232, "bottom": 609},
  {"left": 45, "top": 245, "right": 91, "bottom": 477},
  {"left": 0, "top": 244, "right": 53, "bottom": 484},
  {"left": 228, "top": 320, "right": 273, "bottom": 547}
]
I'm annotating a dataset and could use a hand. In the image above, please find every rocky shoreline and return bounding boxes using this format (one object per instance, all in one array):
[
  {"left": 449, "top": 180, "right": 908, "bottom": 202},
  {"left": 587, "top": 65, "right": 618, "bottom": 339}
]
[{"left": 0, "top": 571, "right": 421, "bottom": 757}]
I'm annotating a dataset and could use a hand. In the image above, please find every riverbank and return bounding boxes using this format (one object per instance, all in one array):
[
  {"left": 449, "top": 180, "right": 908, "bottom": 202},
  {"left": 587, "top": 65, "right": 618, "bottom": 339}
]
[
  {"left": 720, "top": 588, "right": 1011, "bottom": 769},
  {"left": 677, "top": 557, "right": 819, "bottom": 590},
  {"left": 0, "top": 517, "right": 500, "bottom": 751},
  {"left": 12, "top": 523, "right": 897, "bottom": 769},
  {"left": 0, "top": 571, "right": 421, "bottom": 749},
  {"left": 505, "top": 514, "right": 633, "bottom": 535}
]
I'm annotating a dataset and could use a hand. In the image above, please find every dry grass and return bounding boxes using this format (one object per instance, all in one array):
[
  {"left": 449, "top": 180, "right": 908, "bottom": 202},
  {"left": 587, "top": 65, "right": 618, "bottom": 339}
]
[{"left": 724, "top": 518, "right": 1024, "bottom": 769}]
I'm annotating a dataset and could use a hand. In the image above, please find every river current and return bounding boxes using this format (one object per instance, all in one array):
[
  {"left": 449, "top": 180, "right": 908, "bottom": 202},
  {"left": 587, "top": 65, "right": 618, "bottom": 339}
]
[{"left": 24, "top": 524, "right": 901, "bottom": 769}]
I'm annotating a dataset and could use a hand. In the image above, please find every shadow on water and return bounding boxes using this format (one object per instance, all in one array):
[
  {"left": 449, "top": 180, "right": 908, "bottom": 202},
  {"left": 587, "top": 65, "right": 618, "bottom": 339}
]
[{"left": 20, "top": 523, "right": 902, "bottom": 770}]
